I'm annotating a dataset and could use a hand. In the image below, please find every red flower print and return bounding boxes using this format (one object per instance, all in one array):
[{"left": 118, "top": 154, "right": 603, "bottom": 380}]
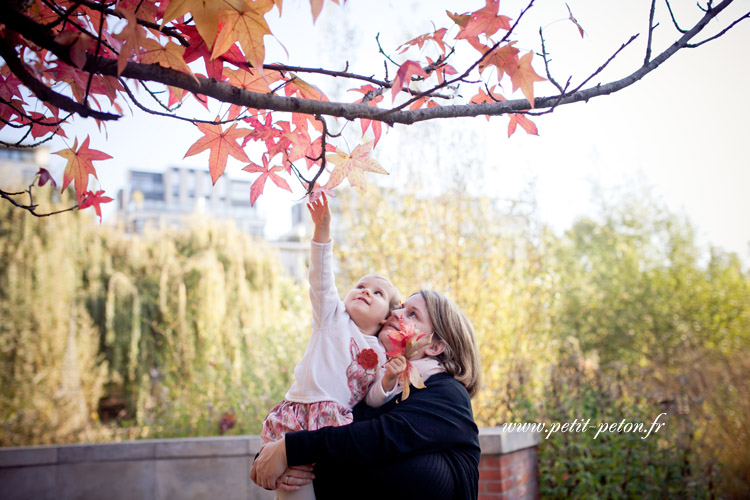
[{"left": 357, "top": 348, "right": 379, "bottom": 370}]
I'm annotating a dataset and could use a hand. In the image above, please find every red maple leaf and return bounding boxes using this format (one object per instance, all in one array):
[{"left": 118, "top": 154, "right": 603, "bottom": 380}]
[
  {"left": 0, "top": 73, "right": 24, "bottom": 101},
  {"left": 28, "top": 112, "right": 67, "bottom": 139},
  {"left": 349, "top": 85, "right": 384, "bottom": 146},
  {"left": 37, "top": 168, "right": 57, "bottom": 188},
  {"left": 455, "top": 0, "right": 512, "bottom": 40},
  {"left": 566, "top": 3, "right": 586, "bottom": 38},
  {"left": 391, "top": 60, "right": 427, "bottom": 103},
  {"left": 79, "top": 190, "right": 114, "bottom": 223},
  {"left": 384, "top": 317, "right": 432, "bottom": 400},
  {"left": 54, "top": 136, "right": 112, "bottom": 203},
  {"left": 242, "top": 154, "right": 292, "bottom": 206},
  {"left": 303, "top": 181, "right": 336, "bottom": 204},
  {"left": 184, "top": 120, "right": 250, "bottom": 184},
  {"left": 242, "top": 113, "right": 281, "bottom": 149}
]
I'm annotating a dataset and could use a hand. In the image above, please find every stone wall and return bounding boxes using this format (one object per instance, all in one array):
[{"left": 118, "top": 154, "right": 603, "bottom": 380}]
[{"left": 0, "top": 428, "right": 540, "bottom": 500}]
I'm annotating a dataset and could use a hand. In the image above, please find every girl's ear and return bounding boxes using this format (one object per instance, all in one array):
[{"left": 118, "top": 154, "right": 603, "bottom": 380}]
[{"left": 424, "top": 338, "right": 446, "bottom": 357}]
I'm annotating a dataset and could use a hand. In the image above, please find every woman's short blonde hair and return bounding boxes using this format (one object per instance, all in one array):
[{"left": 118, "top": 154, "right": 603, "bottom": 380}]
[{"left": 418, "top": 290, "right": 481, "bottom": 398}]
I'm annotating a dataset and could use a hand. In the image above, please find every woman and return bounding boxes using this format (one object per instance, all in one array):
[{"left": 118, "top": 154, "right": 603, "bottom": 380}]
[{"left": 251, "top": 290, "right": 482, "bottom": 499}]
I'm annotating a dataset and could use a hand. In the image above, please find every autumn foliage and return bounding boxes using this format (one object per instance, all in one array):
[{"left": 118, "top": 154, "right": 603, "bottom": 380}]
[{"left": 2, "top": 0, "right": 745, "bottom": 217}]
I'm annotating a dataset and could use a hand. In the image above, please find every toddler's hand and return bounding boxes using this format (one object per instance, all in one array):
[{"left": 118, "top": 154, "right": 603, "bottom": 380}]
[
  {"left": 382, "top": 355, "right": 407, "bottom": 392},
  {"left": 307, "top": 193, "right": 331, "bottom": 242}
]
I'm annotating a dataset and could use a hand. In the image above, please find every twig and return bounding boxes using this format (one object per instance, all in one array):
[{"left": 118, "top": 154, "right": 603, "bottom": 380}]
[
  {"left": 539, "top": 28, "right": 565, "bottom": 93},
  {"left": 118, "top": 79, "right": 247, "bottom": 125},
  {"left": 687, "top": 11, "right": 750, "bottom": 47},
  {"left": 376, "top": 33, "right": 401, "bottom": 68},
  {"left": 305, "top": 116, "right": 329, "bottom": 195},
  {"left": 645, "top": 0, "right": 658, "bottom": 65},
  {"left": 664, "top": 0, "right": 688, "bottom": 33},
  {"left": 84, "top": 0, "right": 108, "bottom": 107}
]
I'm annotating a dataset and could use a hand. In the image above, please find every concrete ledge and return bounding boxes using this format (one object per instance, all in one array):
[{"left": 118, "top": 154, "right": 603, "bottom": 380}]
[
  {"left": 0, "top": 429, "right": 540, "bottom": 500},
  {"left": 478, "top": 426, "right": 542, "bottom": 455}
]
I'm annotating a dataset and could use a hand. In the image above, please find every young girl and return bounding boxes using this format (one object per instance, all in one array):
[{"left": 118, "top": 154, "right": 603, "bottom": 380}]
[{"left": 260, "top": 194, "right": 400, "bottom": 499}]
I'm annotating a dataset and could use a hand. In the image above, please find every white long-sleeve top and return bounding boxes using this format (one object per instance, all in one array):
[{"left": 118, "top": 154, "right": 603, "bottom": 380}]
[
  {"left": 284, "top": 240, "right": 386, "bottom": 408},
  {"left": 365, "top": 357, "right": 446, "bottom": 407}
]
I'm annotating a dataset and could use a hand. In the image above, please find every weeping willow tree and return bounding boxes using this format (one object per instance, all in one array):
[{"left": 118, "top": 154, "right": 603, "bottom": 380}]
[
  {"left": 0, "top": 188, "right": 107, "bottom": 445},
  {"left": 0, "top": 188, "right": 310, "bottom": 445}
]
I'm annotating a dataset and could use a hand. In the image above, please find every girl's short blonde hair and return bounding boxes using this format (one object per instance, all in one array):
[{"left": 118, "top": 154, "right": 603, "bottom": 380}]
[{"left": 418, "top": 290, "right": 481, "bottom": 398}]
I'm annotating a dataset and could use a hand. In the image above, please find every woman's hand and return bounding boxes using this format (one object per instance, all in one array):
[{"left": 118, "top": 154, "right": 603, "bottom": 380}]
[
  {"left": 250, "top": 438, "right": 289, "bottom": 490},
  {"left": 277, "top": 465, "right": 315, "bottom": 492}
]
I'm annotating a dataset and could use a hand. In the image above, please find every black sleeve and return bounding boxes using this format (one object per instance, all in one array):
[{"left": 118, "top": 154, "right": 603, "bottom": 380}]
[{"left": 285, "top": 374, "right": 479, "bottom": 467}]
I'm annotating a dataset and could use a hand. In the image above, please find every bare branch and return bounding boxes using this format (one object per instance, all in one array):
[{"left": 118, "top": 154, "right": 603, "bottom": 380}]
[{"left": 0, "top": 187, "right": 79, "bottom": 217}]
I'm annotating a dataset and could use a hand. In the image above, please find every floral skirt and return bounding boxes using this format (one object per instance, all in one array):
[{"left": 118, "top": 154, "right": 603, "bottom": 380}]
[{"left": 261, "top": 399, "right": 353, "bottom": 444}]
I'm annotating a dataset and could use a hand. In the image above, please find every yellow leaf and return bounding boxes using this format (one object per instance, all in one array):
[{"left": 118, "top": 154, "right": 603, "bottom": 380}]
[
  {"left": 324, "top": 142, "right": 388, "bottom": 191},
  {"left": 141, "top": 39, "right": 199, "bottom": 83},
  {"left": 162, "top": 0, "right": 227, "bottom": 47}
]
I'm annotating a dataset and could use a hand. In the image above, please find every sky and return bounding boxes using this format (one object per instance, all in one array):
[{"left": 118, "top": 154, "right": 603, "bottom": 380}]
[{"left": 25, "top": 0, "right": 750, "bottom": 261}]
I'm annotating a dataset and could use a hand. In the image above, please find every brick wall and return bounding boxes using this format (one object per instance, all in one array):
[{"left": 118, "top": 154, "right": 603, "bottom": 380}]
[{"left": 479, "top": 446, "right": 540, "bottom": 500}]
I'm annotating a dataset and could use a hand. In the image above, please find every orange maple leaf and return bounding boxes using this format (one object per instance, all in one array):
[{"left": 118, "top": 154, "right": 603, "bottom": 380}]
[
  {"left": 391, "top": 60, "right": 427, "bottom": 103},
  {"left": 469, "top": 39, "right": 519, "bottom": 81},
  {"left": 324, "top": 142, "right": 388, "bottom": 191},
  {"left": 184, "top": 120, "right": 250, "bottom": 184},
  {"left": 54, "top": 136, "right": 112, "bottom": 203},
  {"left": 161, "top": 0, "right": 245, "bottom": 48},
  {"left": 141, "top": 39, "right": 198, "bottom": 83},
  {"left": 469, "top": 85, "right": 505, "bottom": 121},
  {"left": 510, "top": 51, "right": 545, "bottom": 108},
  {"left": 242, "top": 154, "right": 292, "bottom": 206},
  {"left": 455, "top": 0, "right": 512, "bottom": 40},
  {"left": 113, "top": 7, "right": 148, "bottom": 75},
  {"left": 310, "top": 0, "right": 339, "bottom": 22},
  {"left": 285, "top": 73, "right": 329, "bottom": 101},
  {"left": 507, "top": 113, "right": 538, "bottom": 137},
  {"left": 211, "top": 0, "right": 274, "bottom": 74},
  {"left": 396, "top": 28, "right": 448, "bottom": 55}
]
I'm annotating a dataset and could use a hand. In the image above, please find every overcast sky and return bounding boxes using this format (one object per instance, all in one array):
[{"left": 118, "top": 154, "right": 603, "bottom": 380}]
[{"left": 35, "top": 0, "right": 750, "bottom": 261}]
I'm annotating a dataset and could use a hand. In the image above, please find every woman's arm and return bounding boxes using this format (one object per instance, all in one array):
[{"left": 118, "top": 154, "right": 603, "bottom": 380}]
[{"left": 287, "top": 375, "right": 479, "bottom": 467}]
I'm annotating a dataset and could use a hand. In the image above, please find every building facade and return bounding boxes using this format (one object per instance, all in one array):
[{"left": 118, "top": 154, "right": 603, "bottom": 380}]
[{"left": 116, "top": 166, "right": 264, "bottom": 236}]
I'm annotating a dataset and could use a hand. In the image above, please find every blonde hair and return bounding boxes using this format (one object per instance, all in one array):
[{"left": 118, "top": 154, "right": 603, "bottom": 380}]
[
  {"left": 361, "top": 273, "right": 401, "bottom": 313},
  {"left": 418, "top": 290, "right": 481, "bottom": 398}
]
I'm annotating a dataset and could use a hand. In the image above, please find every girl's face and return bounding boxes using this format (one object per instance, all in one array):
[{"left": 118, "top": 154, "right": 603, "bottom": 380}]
[{"left": 379, "top": 294, "right": 433, "bottom": 352}]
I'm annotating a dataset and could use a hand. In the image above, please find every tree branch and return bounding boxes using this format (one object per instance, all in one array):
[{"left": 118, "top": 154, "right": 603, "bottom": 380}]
[
  {"left": 0, "top": 34, "right": 120, "bottom": 122},
  {"left": 0, "top": 0, "right": 740, "bottom": 127}
]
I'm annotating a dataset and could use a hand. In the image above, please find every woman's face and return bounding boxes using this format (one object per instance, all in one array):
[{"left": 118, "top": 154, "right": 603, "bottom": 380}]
[{"left": 378, "top": 294, "right": 433, "bottom": 352}]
